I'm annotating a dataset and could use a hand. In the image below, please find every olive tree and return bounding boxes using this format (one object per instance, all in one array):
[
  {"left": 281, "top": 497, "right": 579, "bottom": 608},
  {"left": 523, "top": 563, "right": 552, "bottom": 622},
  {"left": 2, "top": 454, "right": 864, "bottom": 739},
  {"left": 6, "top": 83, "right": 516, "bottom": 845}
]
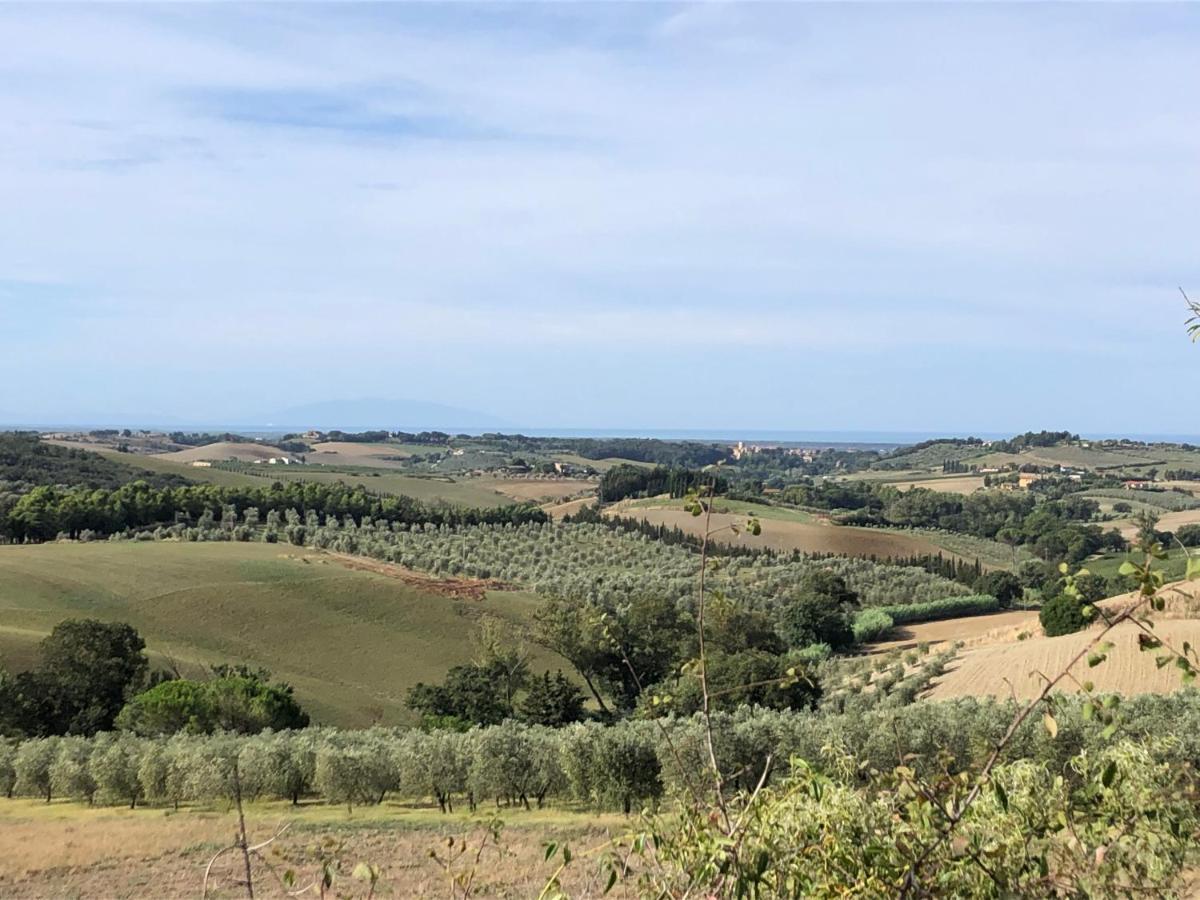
[
  {"left": 313, "top": 732, "right": 399, "bottom": 811},
  {"left": 50, "top": 735, "right": 98, "bottom": 804},
  {"left": 13, "top": 736, "right": 60, "bottom": 801},
  {"left": 398, "top": 730, "right": 470, "bottom": 813},
  {"left": 0, "top": 740, "right": 15, "bottom": 798},
  {"left": 91, "top": 734, "right": 144, "bottom": 808},
  {"left": 469, "top": 721, "right": 564, "bottom": 810}
]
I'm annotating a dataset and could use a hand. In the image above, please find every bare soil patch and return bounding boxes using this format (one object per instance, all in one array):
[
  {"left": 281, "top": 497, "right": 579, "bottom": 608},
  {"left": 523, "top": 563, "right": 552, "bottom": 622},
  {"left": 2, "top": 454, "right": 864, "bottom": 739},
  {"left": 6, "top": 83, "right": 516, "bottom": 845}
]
[
  {"left": 317, "top": 552, "right": 511, "bottom": 600},
  {"left": 868, "top": 610, "right": 1039, "bottom": 653}
]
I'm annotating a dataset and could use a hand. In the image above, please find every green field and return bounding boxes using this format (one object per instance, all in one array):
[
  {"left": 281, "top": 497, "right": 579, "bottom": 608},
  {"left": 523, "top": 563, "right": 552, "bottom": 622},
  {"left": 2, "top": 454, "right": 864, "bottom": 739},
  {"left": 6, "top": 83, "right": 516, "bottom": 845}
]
[
  {"left": 1085, "top": 546, "right": 1195, "bottom": 583},
  {"left": 890, "top": 529, "right": 1034, "bottom": 570},
  {"left": 217, "top": 464, "right": 518, "bottom": 507},
  {"left": 87, "top": 447, "right": 264, "bottom": 487},
  {"left": 84, "top": 447, "right": 519, "bottom": 507},
  {"left": 0, "top": 542, "right": 563, "bottom": 727}
]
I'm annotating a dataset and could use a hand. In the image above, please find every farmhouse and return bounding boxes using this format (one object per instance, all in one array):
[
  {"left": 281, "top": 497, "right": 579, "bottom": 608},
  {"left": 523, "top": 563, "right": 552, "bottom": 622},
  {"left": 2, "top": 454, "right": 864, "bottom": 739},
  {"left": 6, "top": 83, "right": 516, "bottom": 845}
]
[
  {"left": 1017, "top": 472, "right": 1041, "bottom": 489},
  {"left": 191, "top": 460, "right": 212, "bottom": 468}
]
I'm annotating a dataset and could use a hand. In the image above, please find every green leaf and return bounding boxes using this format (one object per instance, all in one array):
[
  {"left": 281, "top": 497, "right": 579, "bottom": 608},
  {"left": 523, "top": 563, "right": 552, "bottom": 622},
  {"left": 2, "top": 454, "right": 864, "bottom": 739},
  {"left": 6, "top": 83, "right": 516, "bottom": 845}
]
[
  {"left": 544, "top": 842, "right": 557, "bottom": 861},
  {"left": 1081, "top": 701, "right": 1095, "bottom": 721},
  {"left": 1187, "top": 556, "right": 1200, "bottom": 581},
  {"left": 604, "top": 868, "right": 618, "bottom": 894},
  {"left": 1118, "top": 561, "right": 1138, "bottom": 576},
  {"left": 1043, "top": 712, "right": 1058, "bottom": 739},
  {"left": 1101, "top": 760, "right": 1118, "bottom": 788},
  {"left": 562, "top": 844, "right": 572, "bottom": 865},
  {"left": 993, "top": 780, "right": 1008, "bottom": 811}
]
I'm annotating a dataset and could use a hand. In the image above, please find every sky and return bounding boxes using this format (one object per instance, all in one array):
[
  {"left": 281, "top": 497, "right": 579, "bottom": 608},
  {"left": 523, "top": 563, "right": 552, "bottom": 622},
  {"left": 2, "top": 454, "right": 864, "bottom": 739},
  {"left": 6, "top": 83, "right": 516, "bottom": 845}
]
[{"left": 1, "top": 3, "right": 1198, "bottom": 434}]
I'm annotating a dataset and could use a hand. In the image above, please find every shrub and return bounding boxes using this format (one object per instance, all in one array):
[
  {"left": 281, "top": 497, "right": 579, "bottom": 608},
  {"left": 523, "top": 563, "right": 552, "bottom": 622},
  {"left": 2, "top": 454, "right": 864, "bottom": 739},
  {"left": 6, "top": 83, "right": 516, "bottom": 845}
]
[
  {"left": 1176, "top": 523, "right": 1200, "bottom": 547},
  {"left": 851, "top": 609, "right": 894, "bottom": 643},
  {"left": 973, "top": 571, "right": 1023, "bottom": 607},
  {"left": 0, "top": 741, "right": 15, "bottom": 797},
  {"left": 1040, "top": 593, "right": 1088, "bottom": 637},
  {"left": 875, "top": 594, "right": 999, "bottom": 626}
]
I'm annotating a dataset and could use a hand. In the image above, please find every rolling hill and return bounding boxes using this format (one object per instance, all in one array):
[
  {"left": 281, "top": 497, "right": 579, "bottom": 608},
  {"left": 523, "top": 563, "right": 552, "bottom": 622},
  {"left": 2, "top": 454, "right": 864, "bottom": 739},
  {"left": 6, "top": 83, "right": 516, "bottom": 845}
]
[{"left": 0, "top": 542, "right": 564, "bottom": 727}]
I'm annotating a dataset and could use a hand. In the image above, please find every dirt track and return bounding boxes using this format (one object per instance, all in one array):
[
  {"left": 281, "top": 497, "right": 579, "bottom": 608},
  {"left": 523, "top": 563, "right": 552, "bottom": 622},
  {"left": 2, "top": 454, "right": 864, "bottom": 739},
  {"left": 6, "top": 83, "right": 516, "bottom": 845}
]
[{"left": 315, "top": 552, "right": 511, "bottom": 599}]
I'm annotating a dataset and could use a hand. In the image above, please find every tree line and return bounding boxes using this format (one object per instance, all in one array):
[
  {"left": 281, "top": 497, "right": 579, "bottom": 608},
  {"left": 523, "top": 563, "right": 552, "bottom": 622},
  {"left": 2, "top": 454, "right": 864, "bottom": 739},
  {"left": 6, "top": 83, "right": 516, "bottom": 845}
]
[
  {"left": 2, "top": 480, "right": 547, "bottom": 542},
  {"left": 784, "top": 480, "right": 1126, "bottom": 562},
  {"left": 5, "top": 692, "right": 1200, "bottom": 817},
  {"left": 598, "top": 464, "right": 727, "bottom": 502}
]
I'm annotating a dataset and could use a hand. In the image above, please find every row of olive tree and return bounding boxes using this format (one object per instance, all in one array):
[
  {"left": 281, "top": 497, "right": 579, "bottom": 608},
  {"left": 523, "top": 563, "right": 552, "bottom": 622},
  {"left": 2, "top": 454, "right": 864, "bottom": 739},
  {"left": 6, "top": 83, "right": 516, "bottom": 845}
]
[{"left": 6, "top": 692, "right": 1200, "bottom": 814}]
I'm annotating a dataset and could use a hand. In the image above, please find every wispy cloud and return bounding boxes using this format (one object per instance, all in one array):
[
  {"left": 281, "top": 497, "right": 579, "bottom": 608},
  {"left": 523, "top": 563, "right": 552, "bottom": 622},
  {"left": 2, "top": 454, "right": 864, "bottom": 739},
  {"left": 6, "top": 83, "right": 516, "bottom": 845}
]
[{"left": 0, "top": 3, "right": 1197, "bottom": 429}]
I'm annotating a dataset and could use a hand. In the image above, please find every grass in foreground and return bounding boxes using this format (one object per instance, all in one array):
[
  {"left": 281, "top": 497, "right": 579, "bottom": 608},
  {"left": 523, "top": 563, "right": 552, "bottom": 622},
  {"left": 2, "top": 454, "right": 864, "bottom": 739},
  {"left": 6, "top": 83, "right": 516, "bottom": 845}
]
[{"left": 0, "top": 797, "right": 627, "bottom": 899}]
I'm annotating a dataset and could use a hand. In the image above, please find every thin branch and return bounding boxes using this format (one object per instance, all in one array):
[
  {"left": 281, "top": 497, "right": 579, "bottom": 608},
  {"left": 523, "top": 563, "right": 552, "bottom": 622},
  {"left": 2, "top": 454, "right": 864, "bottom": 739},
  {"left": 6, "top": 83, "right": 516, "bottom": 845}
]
[{"left": 898, "top": 592, "right": 1152, "bottom": 896}]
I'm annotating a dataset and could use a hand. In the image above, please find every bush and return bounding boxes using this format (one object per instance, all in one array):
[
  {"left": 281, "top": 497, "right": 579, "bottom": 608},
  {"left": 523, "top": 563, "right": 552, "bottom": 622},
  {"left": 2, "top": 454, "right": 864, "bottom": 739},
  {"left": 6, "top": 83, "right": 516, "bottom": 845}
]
[
  {"left": 1176, "top": 524, "right": 1200, "bottom": 547},
  {"left": 1040, "top": 594, "right": 1088, "bottom": 637},
  {"left": 875, "top": 595, "right": 999, "bottom": 626},
  {"left": 851, "top": 609, "right": 894, "bottom": 643},
  {"left": 973, "top": 571, "right": 1023, "bottom": 607}
]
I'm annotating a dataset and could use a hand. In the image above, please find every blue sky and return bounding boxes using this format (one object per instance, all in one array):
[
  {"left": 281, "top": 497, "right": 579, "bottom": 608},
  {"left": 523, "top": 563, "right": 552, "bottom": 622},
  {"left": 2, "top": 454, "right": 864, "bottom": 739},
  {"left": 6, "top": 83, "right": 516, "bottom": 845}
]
[{"left": 1, "top": 3, "right": 1197, "bottom": 433}]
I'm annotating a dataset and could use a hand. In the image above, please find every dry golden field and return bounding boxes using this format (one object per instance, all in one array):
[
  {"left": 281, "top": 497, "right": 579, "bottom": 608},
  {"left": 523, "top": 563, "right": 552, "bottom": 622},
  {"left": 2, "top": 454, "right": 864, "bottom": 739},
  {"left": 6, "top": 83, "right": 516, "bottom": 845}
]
[
  {"left": 162, "top": 442, "right": 295, "bottom": 464},
  {"left": 868, "top": 610, "right": 1039, "bottom": 653},
  {"left": 477, "top": 477, "right": 596, "bottom": 503},
  {"left": 614, "top": 507, "right": 950, "bottom": 558},
  {"left": 0, "top": 800, "right": 626, "bottom": 899},
  {"left": 916, "top": 582, "right": 1200, "bottom": 701},
  {"left": 1116, "top": 507, "right": 1200, "bottom": 540},
  {"left": 890, "top": 475, "right": 986, "bottom": 494},
  {"left": 927, "top": 618, "right": 1200, "bottom": 701},
  {"left": 305, "top": 441, "right": 415, "bottom": 468}
]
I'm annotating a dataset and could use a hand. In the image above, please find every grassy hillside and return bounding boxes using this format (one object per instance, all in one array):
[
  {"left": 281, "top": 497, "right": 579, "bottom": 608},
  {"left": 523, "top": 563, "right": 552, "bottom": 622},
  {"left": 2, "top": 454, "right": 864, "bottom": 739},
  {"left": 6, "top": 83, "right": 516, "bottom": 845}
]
[
  {"left": 0, "top": 542, "right": 564, "bottom": 727},
  {"left": 44, "top": 441, "right": 523, "bottom": 506},
  {"left": 49, "top": 443, "right": 265, "bottom": 488},
  {"left": 222, "top": 464, "right": 518, "bottom": 507}
]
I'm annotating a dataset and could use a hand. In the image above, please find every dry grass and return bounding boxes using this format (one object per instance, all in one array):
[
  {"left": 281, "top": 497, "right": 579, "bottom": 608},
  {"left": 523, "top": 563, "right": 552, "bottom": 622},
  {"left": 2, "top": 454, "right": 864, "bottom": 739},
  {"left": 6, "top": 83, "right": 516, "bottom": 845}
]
[
  {"left": 162, "top": 442, "right": 295, "bottom": 464},
  {"left": 867, "top": 610, "right": 1039, "bottom": 653},
  {"left": 927, "top": 582, "right": 1200, "bottom": 701},
  {"left": 0, "top": 800, "right": 631, "bottom": 899},
  {"left": 890, "top": 475, "right": 986, "bottom": 495},
  {"left": 306, "top": 441, "right": 414, "bottom": 468},
  {"left": 544, "top": 497, "right": 594, "bottom": 519},
  {"left": 1116, "top": 507, "right": 1200, "bottom": 540},
  {"left": 477, "top": 478, "right": 596, "bottom": 503},
  {"left": 618, "top": 507, "right": 950, "bottom": 559},
  {"left": 927, "top": 618, "right": 1200, "bottom": 701}
]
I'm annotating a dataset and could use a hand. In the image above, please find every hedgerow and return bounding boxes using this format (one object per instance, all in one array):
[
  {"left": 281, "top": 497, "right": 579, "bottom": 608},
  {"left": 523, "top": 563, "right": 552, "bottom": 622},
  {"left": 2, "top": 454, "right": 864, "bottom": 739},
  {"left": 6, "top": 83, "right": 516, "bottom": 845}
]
[{"left": 873, "top": 593, "right": 999, "bottom": 625}]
